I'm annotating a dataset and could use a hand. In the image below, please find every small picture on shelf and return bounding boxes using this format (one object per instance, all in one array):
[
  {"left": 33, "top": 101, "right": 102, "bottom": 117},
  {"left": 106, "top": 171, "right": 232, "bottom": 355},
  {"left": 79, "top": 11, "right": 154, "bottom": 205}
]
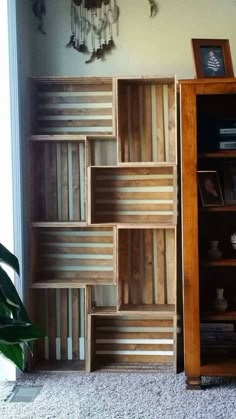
[
  {"left": 223, "top": 161, "right": 236, "bottom": 204},
  {"left": 198, "top": 171, "right": 224, "bottom": 207},
  {"left": 191, "top": 39, "right": 234, "bottom": 78}
]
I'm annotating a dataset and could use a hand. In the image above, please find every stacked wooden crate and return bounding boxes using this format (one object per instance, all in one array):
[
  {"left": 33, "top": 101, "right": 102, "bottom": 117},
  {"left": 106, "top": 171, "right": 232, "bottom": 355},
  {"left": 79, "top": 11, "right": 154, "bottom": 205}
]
[{"left": 28, "top": 76, "right": 177, "bottom": 372}]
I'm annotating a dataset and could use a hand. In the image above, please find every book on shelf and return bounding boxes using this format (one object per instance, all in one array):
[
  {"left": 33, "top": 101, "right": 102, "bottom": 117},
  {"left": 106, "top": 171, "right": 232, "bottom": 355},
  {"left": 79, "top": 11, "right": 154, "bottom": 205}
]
[{"left": 200, "top": 323, "right": 234, "bottom": 332}]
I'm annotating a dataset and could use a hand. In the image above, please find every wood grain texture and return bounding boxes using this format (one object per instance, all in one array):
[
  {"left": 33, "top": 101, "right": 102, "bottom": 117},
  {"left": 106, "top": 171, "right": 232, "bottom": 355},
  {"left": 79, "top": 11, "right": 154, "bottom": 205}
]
[{"left": 180, "top": 82, "right": 200, "bottom": 378}]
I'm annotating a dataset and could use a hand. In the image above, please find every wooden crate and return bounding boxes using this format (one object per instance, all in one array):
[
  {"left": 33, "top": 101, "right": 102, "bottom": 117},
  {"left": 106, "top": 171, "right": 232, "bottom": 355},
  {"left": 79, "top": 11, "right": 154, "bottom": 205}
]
[
  {"left": 29, "top": 77, "right": 116, "bottom": 136},
  {"left": 87, "top": 315, "right": 175, "bottom": 371},
  {"left": 32, "top": 288, "right": 85, "bottom": 371},
  {"left": 31, "top": 140, "right": 86, "bottom": 223},
  {"left": 30, "top": 226, "right": 116, "bottom": 287},
  {"left": 89, "top": 165, "right": 177, "bottom": 225},
  {"left": 117, "top": 77, "right": 176, "bottom": 163},
  {"left": 118, "top": 228, "right": 176, "bottom": 310}
]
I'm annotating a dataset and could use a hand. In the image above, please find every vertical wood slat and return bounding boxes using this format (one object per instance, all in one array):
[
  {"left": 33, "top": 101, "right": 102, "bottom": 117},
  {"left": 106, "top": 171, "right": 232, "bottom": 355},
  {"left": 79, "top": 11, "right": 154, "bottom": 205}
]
[
  {"left": 31, "top": 141, "right": 85, "bottom": 222},
  {"left": 72, "top": 289, "right": 80, "bottom": 360},
  {"left": 48, "top": 289, "right": 56, "bottom": 360},
  {"left": 61, "top": 144, "right": 69, "bottom": 221},
  {"left": 117, "top": 78, "right": 176, "bottom": 163},
  {"left": 168, "top": 83, "right": 176, "bottom": 163},
  {"left": 33, "top": 288, "right": 83, "bottom": 362},
  {"left": 34, "top": 289, "right": 46, "bottom": 361},
  {"left": 60, "top": 289, "right": 68, "bottom": 359},
  {"left": 118, "top": 230, "right": 129, "bottom": 306},
  {"left": 156, "top": 230, "right": 166, "bottom": 304},
  {"left": 118, "top": 228, "right": 176, "bottom": 307},
  {"left": 156, "top": 85, "right": 165, "bottom": 161},
  {"left": 131, "top": 230, "right": 141, "bottom": 305},
  {"left": 143, "top": 85, "right": 152, "bottom": 162},
  {"left": 131, "top": 85, "right": 141, "bottom": 161},
  {"left": 144, "top": 230, "right": 154, "bottom": 304},
  {"left": 72, "top": 143, "right": 80, "bottom": 220},
  {"left": 165, "top": 228, "right": 176, "bottom": 305}
]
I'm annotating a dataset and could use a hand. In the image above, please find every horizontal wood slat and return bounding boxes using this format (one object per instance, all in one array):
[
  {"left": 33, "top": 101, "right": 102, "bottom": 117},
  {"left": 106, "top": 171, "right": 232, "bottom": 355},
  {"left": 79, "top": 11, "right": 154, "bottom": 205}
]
[
  {"left": 30, "top": 78, "right": 114, "bottom": 136},
  {"left": 90, "top": 166, "right": 176, "bottom": 225},
  {"left": 93, "top": 316, "right": 174, "bottom": 365},
  {"left": 33, "top": 227, "right": 115, "bottom": 286}
]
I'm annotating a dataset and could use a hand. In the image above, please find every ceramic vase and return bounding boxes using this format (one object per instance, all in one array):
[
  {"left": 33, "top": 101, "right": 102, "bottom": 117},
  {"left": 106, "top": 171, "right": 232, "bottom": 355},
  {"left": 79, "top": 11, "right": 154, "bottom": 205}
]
[
  {"left": 213, "top": 288, "right": 228, "bottom": 313},
  {"left": 208, "top": 240, "right": 222, "bottom": 260}
]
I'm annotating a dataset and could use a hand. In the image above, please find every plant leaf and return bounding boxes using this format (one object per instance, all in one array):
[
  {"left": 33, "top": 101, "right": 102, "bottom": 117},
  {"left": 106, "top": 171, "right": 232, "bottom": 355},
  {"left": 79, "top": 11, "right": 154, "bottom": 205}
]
[
  {"left": 0, "top": 343, "right": 23, "bottom": 370},
  {"left": 0, "top": 243, "right": 19, "bottom": 275},
  {"left": 0, "top": 266, "right": 30, "bottom": 322},
  {"left": 0, "top": 317, "right": 30, "bottom": 328},
  {"left": 0, "top": 323, "right": 45, "bottom": 343}
]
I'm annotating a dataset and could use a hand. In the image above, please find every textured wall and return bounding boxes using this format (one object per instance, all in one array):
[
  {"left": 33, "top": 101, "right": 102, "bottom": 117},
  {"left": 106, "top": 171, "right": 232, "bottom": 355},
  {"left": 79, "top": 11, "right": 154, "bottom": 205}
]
[{"left": 24, "top": 0, "right": 236, "bottom": 78}]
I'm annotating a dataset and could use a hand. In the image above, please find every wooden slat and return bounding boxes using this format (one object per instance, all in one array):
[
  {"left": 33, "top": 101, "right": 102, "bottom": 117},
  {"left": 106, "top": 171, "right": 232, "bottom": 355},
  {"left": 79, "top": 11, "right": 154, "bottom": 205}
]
[
  {"left": 157, "top": 230, "right": 166, "bottom": 304},
  {"left": 72, "top": 289, "right": 80, "bottom": 360},
  {"left": 131, "top": 84, "right": 141, "bottom": 161},
  {"left": 60, "top": 289, "right": 68, "bottom": 359},
  {"left": 156, "top": 85, "right": 165, "bottom": 161},
  {"left": 168, "top": 84, "right": 176, "bottom": 163},
  {"left": 61, "top": 144, "right": 69, "bottom": 220},
  {"left": 131, "top": 230, "right": 141, "bottom": 305},
  {"left": 37, "top": 81, "right": 113, "bottom": 92},
  {"left": 48, "top": 289, "right": 56, "bottom": 360},
  {"left": 166, "top": 228, "right": 176, "bottom": 305},
  {"left": 95, "top": 319, "right": 173, "bottom": 327},
  {"left": 144, "top": 230, "right": 154, "bottom": 304},
  {"left": 72, "top": 143, "right": 80, "bottom": 220},
  {"left": 96, "top": 355, "right": 173, "bottom": 363},
  {"left": 143, "top": 85, "right": 153, "bottom": 161}
]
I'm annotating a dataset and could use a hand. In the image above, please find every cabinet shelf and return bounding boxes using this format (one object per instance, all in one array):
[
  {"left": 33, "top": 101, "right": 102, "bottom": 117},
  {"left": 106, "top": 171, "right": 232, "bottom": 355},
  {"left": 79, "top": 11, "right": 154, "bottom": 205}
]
[
  {"left": 202, "top": 259, "right": 236, "bottom": 267},
  {"left": 199, "top": 151, "right": 236, "bottom": 159},
  {"left": 201, "top": 355, "right": 236, "bottom": 376},
  {"left": 201, "top": 311, "right": 236, "bottom": 321},
  {"left": 200, "top": 205, "right": 236, "bottom": 212}
]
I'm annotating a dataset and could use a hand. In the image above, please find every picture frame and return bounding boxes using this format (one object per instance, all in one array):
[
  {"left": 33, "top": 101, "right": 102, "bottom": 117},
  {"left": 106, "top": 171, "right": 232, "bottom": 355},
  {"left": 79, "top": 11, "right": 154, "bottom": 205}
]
[
  {"left": 198, "top": 170, "right": 224, "bottom": 207},
  {"left": 191, "top": 39, "right": 234, "bottom": 78},
  {"left": 223, "top": 161, "right": 236, "bottom": 204}
]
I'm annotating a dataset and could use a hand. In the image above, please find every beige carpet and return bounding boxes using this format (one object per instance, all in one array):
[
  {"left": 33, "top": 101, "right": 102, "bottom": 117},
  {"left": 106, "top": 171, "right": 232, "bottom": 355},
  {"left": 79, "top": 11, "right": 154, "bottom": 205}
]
[{"left": 0, "top": 372, "right": 236, "bottom": 419}]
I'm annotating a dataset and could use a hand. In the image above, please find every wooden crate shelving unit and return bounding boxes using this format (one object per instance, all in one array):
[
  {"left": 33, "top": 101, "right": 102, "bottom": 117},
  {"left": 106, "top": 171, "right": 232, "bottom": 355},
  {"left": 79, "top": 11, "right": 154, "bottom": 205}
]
[{"left": 28, "top": 76, "right": 178, "bottom": 372}]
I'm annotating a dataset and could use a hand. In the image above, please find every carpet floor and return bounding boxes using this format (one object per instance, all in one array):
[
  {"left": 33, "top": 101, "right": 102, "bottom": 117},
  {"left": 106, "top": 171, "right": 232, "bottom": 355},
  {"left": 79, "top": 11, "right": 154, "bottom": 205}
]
[{"left": 0, "top": 371, "right": 236, "bottom": 419}]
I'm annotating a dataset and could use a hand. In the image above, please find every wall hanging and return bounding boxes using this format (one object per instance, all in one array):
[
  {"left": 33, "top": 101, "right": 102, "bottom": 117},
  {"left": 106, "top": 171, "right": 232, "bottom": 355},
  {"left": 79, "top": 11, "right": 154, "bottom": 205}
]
[
  {"left": 66, "top": 0, "right": 119, "bottom": 63},
  {"left": 31, "top": 0, "right": 158, "bottom": 63}
]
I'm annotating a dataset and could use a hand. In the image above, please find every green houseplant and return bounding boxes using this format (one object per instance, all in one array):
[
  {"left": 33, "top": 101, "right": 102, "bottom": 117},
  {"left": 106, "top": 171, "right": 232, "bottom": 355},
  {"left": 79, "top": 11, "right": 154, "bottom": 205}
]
[{"left": 0, "top": 242, "right": 44, "bottom": 370}]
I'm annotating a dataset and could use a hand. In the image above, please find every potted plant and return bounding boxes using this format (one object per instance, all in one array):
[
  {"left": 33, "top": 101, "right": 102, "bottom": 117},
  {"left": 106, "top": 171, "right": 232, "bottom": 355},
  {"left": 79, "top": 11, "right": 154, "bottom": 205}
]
[{"left": 0, "top": 243, "right": 44, "bottom": 370}]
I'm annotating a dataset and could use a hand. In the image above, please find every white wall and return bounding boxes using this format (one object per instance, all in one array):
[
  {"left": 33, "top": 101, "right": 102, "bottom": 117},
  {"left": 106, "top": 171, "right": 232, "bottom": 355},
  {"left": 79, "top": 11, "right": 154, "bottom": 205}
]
[{"left": 27, "top": 0, "right": 236, "bottom": 78}]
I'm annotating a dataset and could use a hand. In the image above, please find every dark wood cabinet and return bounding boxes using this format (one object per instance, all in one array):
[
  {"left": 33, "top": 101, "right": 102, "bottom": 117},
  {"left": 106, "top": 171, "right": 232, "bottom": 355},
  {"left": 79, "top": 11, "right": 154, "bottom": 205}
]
[{"left": 180, "top": 78, "right": 236, "bottom": 389}]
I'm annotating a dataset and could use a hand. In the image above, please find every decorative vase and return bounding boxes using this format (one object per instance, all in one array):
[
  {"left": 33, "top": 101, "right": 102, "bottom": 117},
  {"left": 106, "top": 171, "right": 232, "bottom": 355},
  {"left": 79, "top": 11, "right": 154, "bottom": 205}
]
[
  {"left": 208, "top": 240, "right": 222, "bottom": 260},
  {"left": 213, "top": 288, "right": 228, "bottom": 313}
]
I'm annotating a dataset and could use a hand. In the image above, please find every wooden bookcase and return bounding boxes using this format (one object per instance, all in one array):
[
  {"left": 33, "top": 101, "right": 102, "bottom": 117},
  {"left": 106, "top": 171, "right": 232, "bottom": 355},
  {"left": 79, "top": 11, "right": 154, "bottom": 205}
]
[
  {"left": 28, "top": 76, "right": 178, "bottom": 372},
  {"left": 180, "top": 78, "right": 236, "bottom": 389}
]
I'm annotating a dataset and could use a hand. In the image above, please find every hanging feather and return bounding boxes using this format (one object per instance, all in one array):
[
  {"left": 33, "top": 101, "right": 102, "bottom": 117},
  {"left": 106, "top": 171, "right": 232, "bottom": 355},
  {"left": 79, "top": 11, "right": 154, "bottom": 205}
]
[
  {"left": 65, "top": 33, "right": 76, "bottom": 47},
  {"left": 31, "top": 0, "right": 46, "bottom": 34},
  {"left": 148, "top": 0, "right": 158, "bottom": 18}
]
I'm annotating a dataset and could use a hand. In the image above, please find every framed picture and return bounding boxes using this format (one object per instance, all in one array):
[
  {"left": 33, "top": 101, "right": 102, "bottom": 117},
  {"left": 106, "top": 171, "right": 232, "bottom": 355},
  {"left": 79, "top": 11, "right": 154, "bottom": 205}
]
[
  {"left": 198, "top": 171, "right": 224, "bottom": 207},
  {"left": 192, "top": 39, "right": 234, "bottom": 78},
  {"left": 223, "top": 161, "right": 236, "bottom": 204}
]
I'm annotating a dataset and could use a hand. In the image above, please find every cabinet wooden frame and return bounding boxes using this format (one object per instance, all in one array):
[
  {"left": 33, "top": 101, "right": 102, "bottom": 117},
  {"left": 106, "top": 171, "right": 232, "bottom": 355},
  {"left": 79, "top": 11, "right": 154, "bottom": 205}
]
[{"left": 180, "top": 78, "right": 236, "bottom": 389}]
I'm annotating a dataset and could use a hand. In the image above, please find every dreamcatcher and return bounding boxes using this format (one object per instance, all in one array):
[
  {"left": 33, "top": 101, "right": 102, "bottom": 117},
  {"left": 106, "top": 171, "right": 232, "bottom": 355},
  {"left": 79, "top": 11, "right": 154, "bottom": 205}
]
[
  {"left": 31, "top": 0, "right": 158, "bottom": 63},
  {"left": 65, "top": 0, "right": 119, "bottom": 63}
]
